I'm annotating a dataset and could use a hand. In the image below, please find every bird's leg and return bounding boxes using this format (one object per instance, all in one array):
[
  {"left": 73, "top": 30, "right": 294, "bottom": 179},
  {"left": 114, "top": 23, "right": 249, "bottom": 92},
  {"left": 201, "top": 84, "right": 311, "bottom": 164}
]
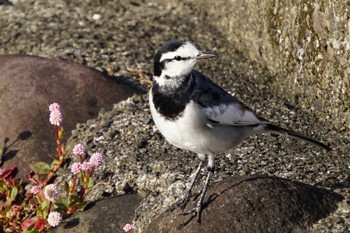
[
  {"left": 182, "top": 155, "right": 214, "bottom": 223},
  {"left": 195, "top": 154, "right": 214, "bottom": 222},
  {"left": 179, "top": 160, "right": 204, "bottom": 211}
]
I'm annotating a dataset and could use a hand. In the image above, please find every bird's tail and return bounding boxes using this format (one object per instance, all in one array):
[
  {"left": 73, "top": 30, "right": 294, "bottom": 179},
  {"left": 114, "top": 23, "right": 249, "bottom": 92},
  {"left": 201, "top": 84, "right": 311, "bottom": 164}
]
[{"left": 264, "top": 124, "right": 331, "bottom": 151}]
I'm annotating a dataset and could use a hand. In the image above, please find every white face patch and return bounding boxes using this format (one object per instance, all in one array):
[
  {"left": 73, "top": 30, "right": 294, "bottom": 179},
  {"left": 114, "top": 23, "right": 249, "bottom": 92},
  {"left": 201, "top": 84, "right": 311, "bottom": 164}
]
[
  {"left": 159, "top": 42, "right": 200, "bottom": 77},
  {"left": 160, "top": 42, "right": 199, "bottom": 62}
]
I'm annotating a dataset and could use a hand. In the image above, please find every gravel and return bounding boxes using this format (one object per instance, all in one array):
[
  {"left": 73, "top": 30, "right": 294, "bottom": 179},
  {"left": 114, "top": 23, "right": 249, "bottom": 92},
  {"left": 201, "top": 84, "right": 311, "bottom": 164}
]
[{"left": 1, "top": 0, "right": 349, "bottom": 232}]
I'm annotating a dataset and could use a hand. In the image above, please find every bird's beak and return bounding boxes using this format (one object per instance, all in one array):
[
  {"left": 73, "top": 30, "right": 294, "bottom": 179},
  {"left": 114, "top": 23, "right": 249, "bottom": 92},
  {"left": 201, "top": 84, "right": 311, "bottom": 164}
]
[{"left": 196, "top": 53, "right": 216, "bottom": 60}]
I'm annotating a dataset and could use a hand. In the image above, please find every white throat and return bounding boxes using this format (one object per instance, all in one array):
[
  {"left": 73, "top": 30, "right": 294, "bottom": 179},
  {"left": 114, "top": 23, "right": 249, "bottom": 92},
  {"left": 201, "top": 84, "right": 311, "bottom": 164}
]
[{"left": 153, "top": 72, "right": 189, "bottom": 88}]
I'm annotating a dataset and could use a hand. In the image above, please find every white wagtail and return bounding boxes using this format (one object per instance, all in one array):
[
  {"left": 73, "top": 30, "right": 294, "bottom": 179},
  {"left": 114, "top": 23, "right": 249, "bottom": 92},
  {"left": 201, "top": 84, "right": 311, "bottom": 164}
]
[{"left": 149, "top": 40, "right": 330, "bottom": 223}]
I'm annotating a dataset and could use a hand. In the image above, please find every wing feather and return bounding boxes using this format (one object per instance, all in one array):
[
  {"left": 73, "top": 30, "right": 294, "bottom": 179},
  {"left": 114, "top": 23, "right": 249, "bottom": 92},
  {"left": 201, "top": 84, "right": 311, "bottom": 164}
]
[
  {"left": 202, "top": 102, "right": 267, "bottom": 126},
  {"left": 191, "top": 70, "right": 267, "bottom": 126}
]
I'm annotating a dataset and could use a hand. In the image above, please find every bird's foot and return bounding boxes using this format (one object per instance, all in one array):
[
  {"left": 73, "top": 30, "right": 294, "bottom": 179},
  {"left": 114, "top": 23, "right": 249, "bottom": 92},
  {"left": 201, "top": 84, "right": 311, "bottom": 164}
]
[
  {"left": 177, "top": 204, "right": 202, "bottom": 229},
  {"left": 178, "top": 169, "right": 213, "bottom": 228}
]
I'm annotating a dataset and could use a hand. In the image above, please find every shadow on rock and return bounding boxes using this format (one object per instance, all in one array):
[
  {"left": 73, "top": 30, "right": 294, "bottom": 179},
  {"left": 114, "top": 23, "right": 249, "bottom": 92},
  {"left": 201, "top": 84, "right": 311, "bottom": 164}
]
[
  {"left": 0, "top": 131, "right": 32, "bottom": 165},
  {"left": 0, "top": 130, "right": 32, "bottom": 166},
  {"left": 145, "top": 175, "right": 343, "bottom": 233}
]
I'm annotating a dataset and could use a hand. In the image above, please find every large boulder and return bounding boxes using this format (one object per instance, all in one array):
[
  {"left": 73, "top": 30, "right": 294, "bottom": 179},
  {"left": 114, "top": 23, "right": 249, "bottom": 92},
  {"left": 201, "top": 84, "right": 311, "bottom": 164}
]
[
  {"left": 144, "top": 175, "right": 343, "bottom": 233},
  {"left": 0, "top": 55, "right": 140, "bottom": 178}
]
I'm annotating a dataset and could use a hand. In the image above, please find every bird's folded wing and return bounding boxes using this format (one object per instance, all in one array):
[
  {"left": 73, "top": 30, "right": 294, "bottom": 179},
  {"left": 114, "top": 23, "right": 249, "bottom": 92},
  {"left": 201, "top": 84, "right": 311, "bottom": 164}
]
[
  {"left": 202, "top": 102, "right": 268, "bottom": 126},
  {"left": 191, "top": 70, "right": 268, "bottom": 126}
]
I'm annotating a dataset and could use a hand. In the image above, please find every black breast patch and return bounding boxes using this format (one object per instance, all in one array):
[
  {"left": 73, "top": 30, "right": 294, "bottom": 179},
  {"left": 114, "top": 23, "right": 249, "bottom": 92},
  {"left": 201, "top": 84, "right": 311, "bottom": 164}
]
[
  {"left": 152, "top": 75, "right": 194, "bottom": 120},
  {"left": 152, "top": 92, "right": 188, "bottom": 119}
]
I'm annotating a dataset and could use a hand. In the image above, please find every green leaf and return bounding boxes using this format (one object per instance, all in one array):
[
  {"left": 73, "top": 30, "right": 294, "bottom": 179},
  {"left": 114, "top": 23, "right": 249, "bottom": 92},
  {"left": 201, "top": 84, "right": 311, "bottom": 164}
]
[
  {"left": 58, "top": 127, "right": 64, "bottom": 141},
  {"left": 69, "top": 195, "right": 81, "bottom": 207},
  {"left": 56, "top": 198, "right": 69, "bottom": 211},
  {"left": 50, "top": 159, "right": 60, "bottom": 168},
  {"left": 79, "top": 200, "right": 88, "bottom": 211},
  {"left": 9, "top": 187, "right": 18, "bottom": 203},
  {"left": 30, "top": 162, "right": 50, "bottom": 175},
  {"left": 0, "top": 181, "right": 5, "bottom": 192},
  {"left": 41, "top": 200, "right": 49, "bottom": 210},
  {"left": 87, "top": 177, "right": 93, "bottom": 189}
]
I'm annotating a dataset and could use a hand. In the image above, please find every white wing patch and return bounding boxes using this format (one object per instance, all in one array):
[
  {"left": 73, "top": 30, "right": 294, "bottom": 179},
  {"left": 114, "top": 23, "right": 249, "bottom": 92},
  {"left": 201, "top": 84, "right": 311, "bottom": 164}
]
[{"left": 203, "top": 103, "right": 266, "bottom": 126}]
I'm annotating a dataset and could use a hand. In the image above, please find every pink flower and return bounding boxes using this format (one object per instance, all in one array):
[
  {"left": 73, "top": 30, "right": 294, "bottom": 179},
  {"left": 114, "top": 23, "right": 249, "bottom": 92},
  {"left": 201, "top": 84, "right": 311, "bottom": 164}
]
[
  {"left": 49, "top": 103, "right": 60, "bottom": 112},
  {"left": 123, "top": 223, "right": 134, "bottom": 232},
  {"left": 88, "top": 152, "right": 103, "bottom": 168},
  {"left": 34, "top": 219, "right": 46, "bottom": 231},
  {"left": 11, "top": 205, "right": 22, "bottom": 218},
  {"left": 44, "top": 184, "right": 59, "bottom": 202},
  {"left": 49, "top": 103, "right": 62, "bottom": 126},
  {"left": 30, "top": 185, "right": 41, "bottom": 195},
  {"left": 21, "top": 218, "right": 35, "bottom": 230},
  {"left": 0, "top": 168, "right": 3, "bottom": 176},
  {"left": 47, "top": 211, "right": 62, "bottom": 227},
  {"left": 71, "top": 162, "right": 81, "bottom": 175},
  {"left": 80, "top": 161, "right": 90, "bottom": 171},
  {"left": 72, "top": 143, "right": 85, "bottom": 156}
]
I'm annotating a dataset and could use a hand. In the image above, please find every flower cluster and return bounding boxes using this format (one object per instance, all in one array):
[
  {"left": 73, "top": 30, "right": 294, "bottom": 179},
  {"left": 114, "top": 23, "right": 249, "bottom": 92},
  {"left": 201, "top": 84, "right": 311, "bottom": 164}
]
[
  {"left": 44, "top": 184, "right": 59, "bottom": 202},
  {"left": 49, "top": 103, "right": 62, "bottom": 126},
  {"left": 123, "top": 223, "right": 134, "bottom": 233},
  {"left": 47, "top": 212, "right": 62, "bottom": 227},
  {"left": 70, "top": 144, "right": 104, "bottom": 175},
  {"left": 1, "top": 103, "right": 106, "bottom": 232},
  {"left": 72, "top": 143, "right": 85, "bottom": 156},
  {"left": 89, "top": 152, "right": 103, "bottom": 167},
  {"left": 30, "top": 185, "right": 41, "bottom": 195},
  {"left": 71, "top": 162, "right": 81, "bottom": 175}
]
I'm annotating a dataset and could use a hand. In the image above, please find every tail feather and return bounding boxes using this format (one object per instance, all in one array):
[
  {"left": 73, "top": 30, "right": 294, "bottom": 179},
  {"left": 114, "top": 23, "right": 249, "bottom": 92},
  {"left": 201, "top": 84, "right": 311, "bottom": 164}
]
[{"left": 265, "top": 124, "right": 331, "bottom": 151}]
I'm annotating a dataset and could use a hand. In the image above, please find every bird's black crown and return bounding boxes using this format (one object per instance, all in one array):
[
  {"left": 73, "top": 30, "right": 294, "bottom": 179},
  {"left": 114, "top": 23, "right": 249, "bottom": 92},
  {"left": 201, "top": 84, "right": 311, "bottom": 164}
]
[{"left": 154, "top": 40, "right": 185, "bottom": 77}]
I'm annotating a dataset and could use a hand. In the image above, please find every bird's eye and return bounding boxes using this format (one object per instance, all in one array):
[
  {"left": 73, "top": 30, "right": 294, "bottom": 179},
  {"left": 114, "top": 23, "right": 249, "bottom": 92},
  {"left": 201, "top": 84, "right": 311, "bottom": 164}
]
[{"left": 174, "top": 56, "right": 182, "bottom": 61}]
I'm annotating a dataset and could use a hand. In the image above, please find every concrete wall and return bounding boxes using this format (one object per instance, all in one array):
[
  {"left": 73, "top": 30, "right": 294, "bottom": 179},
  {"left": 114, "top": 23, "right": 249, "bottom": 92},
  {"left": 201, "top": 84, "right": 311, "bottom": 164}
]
[{"left": 198, "top": 0, "right": 350, "bottom": 130}]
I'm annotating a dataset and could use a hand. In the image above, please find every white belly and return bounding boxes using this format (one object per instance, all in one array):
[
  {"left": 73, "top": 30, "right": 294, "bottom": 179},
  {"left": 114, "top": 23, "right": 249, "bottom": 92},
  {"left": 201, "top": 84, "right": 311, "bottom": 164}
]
[{"left": 149, "top": 91, "right": 202, "bottom": 151}]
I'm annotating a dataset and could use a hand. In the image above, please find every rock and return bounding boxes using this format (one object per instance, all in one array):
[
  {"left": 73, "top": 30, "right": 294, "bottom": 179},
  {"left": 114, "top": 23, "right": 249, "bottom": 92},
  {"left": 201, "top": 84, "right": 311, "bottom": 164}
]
[
  {"left": 0, "top": 0, "right": 12, "bottom": 5},
  {"left": 144, "top": 176, "right": 343, "bottom": 233},
  {"left": 197, "top": 0, "right": 350, "bottom": 130},
  {"left": 50, "top": 194, "right": 142, "bottom": 233},
  {"left": 1, "top": 1, "right": 349, "bottom": 232},
  {"left": 0, "top": 55, "right": 141, "bottom": 179}
]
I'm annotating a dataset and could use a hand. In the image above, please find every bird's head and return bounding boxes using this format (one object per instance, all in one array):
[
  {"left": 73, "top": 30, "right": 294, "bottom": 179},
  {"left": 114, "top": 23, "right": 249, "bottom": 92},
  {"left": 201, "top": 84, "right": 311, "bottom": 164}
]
[{"left": 153, "top": 40, "right": 215, "bottom": 79}]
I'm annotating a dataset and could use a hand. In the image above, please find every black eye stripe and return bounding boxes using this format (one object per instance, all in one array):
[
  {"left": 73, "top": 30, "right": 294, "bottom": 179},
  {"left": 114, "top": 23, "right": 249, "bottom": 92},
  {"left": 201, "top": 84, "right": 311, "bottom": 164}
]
[{"left": 173, "top": 56, "right": 190, "bottom": 61}]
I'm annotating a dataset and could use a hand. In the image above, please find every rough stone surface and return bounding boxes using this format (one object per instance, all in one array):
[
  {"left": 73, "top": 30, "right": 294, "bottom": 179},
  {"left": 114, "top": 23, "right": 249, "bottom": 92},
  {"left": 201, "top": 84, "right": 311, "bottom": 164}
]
[
  {"left": 144, "top": 175, "right": 343, "bottom": 233},
  {"left": 60, "top": 95, "right": 349, "bottom": 233},
  {"left": 0, "top": 1, "right": 349, "bottom": 233},
  {"left": 200, "top": 0, "right": 350, "bottom": 130},
  {"left": 50, "top": 194, "right": 142, "bottom": 233},
  {"left": 0, "top": 55, "right": 140, "bottom": 178}
]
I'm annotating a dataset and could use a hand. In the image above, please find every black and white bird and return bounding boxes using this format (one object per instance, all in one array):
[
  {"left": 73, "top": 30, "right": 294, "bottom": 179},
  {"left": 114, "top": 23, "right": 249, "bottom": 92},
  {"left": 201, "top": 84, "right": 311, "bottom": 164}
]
[{"left": 149, "top": 40, "right": 330, "bottom": 223}]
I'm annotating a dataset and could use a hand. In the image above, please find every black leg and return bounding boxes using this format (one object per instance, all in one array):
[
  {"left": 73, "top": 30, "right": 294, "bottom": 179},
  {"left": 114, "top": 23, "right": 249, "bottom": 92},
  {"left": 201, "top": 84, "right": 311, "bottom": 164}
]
[
  {"left": 180, "top": 155, "right": 215, "bottom": 225},
  {"left": 179, "top": 160, "right": 204, "bottom": 211}
]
